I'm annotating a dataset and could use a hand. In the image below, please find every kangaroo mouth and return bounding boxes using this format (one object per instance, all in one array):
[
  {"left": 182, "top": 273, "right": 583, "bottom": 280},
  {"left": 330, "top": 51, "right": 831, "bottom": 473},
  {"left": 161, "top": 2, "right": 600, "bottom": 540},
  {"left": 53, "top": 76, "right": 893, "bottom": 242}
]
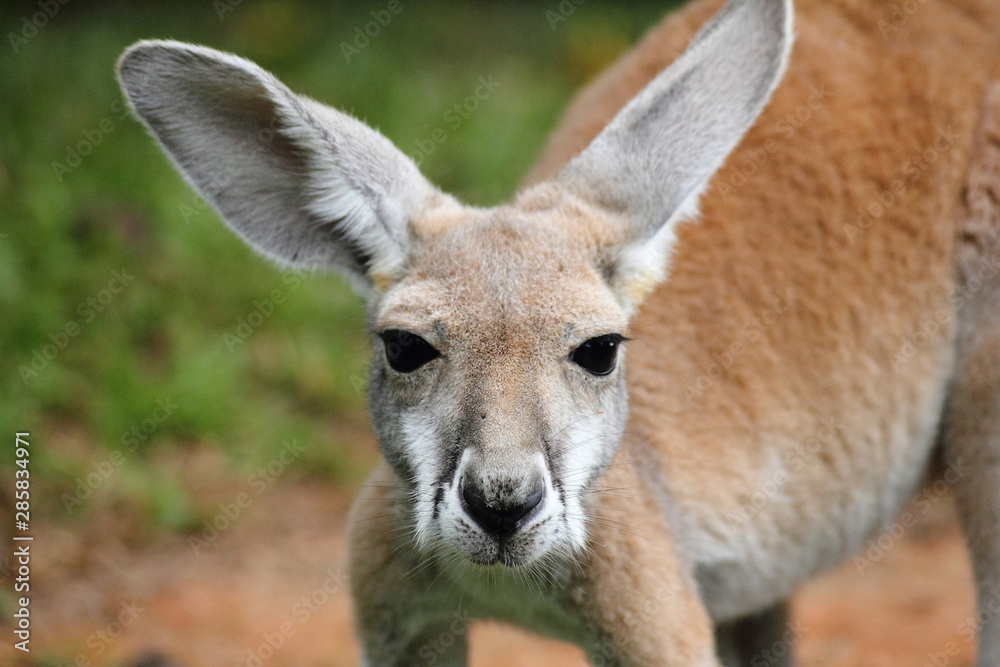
[
  {"left": 449, "top": 511, "right": 560, "bottom": 568},
  {"left": 464, "top": 537, "right": 537, "bottom": 568}
]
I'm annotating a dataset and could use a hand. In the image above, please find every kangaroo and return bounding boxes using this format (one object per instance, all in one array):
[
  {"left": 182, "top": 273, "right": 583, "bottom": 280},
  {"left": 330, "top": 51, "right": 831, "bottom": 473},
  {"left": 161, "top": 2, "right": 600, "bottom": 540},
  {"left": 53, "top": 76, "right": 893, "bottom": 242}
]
[{"left": 117, "top": 0, "right": 1000, "bottom": 663}]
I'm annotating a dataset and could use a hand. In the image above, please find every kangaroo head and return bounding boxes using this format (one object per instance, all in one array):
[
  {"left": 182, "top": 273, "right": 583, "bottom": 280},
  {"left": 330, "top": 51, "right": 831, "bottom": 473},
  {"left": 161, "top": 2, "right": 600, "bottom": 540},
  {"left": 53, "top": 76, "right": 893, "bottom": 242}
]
[{"left": 118, "top": 0, "right": 791, "bottom": 567}]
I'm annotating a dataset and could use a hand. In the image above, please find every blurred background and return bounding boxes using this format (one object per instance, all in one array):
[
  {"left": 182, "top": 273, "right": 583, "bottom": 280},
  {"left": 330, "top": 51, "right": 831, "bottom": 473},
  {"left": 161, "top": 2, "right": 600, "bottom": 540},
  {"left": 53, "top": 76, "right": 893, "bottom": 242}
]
[{"left": 0, "top": 0, "right": 979, "bottom": 665}]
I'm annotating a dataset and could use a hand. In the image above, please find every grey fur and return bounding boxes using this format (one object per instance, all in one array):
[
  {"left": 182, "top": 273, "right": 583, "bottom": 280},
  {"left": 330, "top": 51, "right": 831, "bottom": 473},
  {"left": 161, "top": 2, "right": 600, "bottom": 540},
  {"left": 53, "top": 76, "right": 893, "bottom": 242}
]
[{"left": 117, "top": 40, "right": 440, "bottom": 296}]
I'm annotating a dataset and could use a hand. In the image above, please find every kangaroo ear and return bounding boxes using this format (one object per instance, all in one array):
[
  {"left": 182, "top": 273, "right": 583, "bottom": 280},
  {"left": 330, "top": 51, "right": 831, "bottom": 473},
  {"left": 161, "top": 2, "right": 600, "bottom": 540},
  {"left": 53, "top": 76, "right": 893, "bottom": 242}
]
[
  {"left": 555, "top": 0, "right": 793, "bottom": 309},
  {"left": 118, "top": 40, "right": 441, "bottom": 297}
]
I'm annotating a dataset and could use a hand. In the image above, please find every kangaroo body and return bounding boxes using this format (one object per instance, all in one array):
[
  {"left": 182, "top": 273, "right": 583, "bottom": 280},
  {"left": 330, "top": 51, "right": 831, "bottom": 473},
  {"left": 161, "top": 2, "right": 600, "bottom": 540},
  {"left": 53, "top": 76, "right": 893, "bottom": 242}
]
[
  {"left": 119, "top": 0, "right": 1000, "bottom": 664},
  {"left": 523, "top": 0, "right": 1000, "bottom": 623}
]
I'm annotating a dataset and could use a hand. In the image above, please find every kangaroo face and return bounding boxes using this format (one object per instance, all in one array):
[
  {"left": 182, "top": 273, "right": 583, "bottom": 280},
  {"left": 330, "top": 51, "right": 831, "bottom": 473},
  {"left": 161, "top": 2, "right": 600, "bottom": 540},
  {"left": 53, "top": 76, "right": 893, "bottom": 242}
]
[
  {"left": 119, "top": 0, "right": 789, "bottom": 572},
  {"left": 369, "top": 194, "right": 629, "bottom": 566}
]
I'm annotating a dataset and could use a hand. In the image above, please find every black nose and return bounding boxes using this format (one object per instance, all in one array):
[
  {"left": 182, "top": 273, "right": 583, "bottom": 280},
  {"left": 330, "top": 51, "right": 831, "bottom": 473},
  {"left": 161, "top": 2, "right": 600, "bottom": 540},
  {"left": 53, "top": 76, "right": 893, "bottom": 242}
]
[{"left": 461, "top": 480, "right": 544, "bottom": 536}]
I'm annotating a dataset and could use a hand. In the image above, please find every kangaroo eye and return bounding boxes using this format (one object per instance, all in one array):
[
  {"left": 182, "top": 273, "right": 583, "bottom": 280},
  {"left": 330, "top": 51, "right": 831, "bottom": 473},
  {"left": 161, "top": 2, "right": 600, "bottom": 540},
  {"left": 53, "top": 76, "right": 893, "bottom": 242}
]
[
  {"left": 570, "top": 334, "right": 626, "bottom": 376},
  {"left": 380, "top": 330, "right": 440, "bottom": 373}
]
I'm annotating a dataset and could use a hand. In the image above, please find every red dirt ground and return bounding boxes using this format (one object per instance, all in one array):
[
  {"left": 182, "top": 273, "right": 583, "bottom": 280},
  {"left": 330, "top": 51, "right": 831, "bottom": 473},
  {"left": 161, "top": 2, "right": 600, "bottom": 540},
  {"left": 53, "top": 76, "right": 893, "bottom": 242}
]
[{"left": 8, "top": 447, "right": 979, "bottom": 667}]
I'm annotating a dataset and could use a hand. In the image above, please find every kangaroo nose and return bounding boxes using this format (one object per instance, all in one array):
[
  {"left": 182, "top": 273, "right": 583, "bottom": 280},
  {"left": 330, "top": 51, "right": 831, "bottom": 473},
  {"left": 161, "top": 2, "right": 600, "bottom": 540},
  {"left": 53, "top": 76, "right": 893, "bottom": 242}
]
[{"left": 461, "top": 479, "right": 544, "bottom": 536}]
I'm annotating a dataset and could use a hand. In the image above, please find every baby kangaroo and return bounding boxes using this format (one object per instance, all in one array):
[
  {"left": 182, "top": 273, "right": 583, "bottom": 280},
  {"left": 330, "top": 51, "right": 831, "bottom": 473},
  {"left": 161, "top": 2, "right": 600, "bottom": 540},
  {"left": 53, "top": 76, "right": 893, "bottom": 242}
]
[{"left": 118, "top": 0, "right": 1000, "bottom": 663}]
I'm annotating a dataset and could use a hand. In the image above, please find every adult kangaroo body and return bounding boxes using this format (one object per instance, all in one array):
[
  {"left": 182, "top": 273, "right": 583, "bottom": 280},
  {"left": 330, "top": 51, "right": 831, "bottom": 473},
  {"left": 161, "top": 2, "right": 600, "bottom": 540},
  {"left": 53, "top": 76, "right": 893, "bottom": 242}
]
[{"left": 526, "top": 0, "right": 1000, "bottom": 662}]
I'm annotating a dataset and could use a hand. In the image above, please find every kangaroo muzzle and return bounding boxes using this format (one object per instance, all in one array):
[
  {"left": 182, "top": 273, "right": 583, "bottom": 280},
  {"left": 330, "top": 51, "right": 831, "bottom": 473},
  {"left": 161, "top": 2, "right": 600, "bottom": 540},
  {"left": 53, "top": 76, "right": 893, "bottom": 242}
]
[{"left": 460, "top": 468, "right": 546, "bottom": 537}]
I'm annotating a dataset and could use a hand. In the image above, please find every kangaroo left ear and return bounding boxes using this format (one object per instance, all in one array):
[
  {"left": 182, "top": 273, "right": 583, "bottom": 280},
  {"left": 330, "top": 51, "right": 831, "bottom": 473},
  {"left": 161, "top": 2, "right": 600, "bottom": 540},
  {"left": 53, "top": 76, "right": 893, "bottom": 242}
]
[
  {"left": 554, "top": 0, "right": 793, "bottom": 310},
  {"left": 118, "top": 40, "right": 445, "bottom": 299}
]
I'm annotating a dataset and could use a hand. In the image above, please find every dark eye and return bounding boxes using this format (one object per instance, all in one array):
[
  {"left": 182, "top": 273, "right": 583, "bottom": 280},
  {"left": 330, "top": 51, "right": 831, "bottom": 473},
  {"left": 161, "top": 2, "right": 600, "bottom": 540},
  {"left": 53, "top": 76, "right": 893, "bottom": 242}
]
[
  {"left": 380, "top": 330, "right": 440, "bottom": 373},
  {"left": 570, "top": 334, "right": 626, "bottom": 376}
]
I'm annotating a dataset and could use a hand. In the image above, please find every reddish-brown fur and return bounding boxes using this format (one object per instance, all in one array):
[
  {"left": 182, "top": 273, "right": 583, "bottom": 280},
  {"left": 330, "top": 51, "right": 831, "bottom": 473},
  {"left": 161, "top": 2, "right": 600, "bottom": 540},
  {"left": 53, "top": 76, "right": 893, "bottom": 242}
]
[{"left": 515, "top": 0, "right": 1000, "bottom": 660}]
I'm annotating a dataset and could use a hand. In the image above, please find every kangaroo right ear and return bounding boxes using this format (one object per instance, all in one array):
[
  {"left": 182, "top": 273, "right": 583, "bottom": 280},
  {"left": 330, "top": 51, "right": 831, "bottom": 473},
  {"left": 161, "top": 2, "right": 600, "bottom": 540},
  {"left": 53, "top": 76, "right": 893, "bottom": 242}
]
[
  {"left": 118, "top": 40, "right": 442, "bottom": 297},
  {"left": 554, "top": 0, "right": 793, "bottom": 310}
]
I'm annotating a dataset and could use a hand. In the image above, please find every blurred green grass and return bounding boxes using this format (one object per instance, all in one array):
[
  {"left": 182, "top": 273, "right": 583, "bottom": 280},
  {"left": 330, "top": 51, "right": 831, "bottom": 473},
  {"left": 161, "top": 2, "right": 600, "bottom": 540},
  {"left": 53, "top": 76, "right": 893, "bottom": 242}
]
[{"left": 0, "top": 0, "right": 679, "bottom": 530}]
